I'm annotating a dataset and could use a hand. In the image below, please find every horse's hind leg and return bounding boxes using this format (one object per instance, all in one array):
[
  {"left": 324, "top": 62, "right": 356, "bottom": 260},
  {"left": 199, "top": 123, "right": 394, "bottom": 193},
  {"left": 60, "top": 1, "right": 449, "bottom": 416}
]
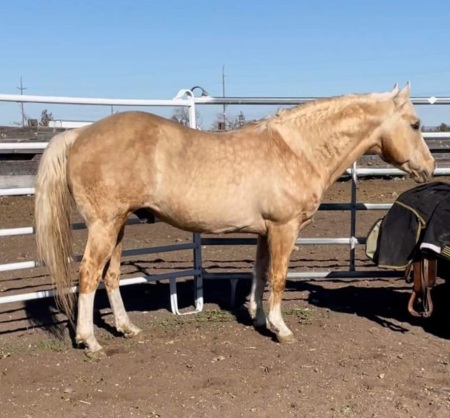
[
  {"left": 76, "top": 220, "right": 124, "bottom": 356},
  {"left": 104, "top": 226, "right": 142, "bottom": 338},
  {"left": 266, "top": 221, "right": 299, "bottom": 344},
  {"left": 249, "top": 235, "right": 269, "bottom": 327}
]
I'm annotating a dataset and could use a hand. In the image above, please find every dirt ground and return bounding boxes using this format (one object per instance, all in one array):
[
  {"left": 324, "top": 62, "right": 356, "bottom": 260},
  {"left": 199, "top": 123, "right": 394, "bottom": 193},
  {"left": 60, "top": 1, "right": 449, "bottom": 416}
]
[{"left": 2, "top": 177, "right": 450, "bottom": 418}]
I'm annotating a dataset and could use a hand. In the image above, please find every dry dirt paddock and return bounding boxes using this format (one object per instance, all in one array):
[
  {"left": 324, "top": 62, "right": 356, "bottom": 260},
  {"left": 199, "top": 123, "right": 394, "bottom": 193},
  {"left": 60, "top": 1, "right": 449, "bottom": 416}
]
[{"left": 1, "top": 177, "right": 450, "bottom": 418}]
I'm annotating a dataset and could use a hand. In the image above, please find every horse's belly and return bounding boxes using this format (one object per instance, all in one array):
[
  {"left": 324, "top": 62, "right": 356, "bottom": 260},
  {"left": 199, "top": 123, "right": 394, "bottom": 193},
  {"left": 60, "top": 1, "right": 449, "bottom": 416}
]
[{"left": 153, "top": 200, "right": 266, "bottom": 235}]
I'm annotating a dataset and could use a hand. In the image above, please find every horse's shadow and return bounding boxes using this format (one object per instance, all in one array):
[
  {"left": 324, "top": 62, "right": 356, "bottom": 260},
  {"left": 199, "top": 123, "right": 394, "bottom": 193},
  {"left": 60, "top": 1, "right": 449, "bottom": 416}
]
[
  {"left": 17, "top": 278, "right": 252, "bottom": 344},
  {"left": 289, "top": 278, "right": 450, "bottom": 340},
  {"left": 14, "top": 271, "right": 450, "bottom": 344}
]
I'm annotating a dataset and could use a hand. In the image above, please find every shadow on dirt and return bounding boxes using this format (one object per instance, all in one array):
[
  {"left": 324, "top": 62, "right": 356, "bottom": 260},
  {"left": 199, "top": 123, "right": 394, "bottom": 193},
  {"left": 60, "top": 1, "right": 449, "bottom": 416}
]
[
  {"left": 290, "top": 278, "right": 450, "bottom": 340},
  {"left": 5, "top": 278, "right": 251, "bottom": 340},
  {"left": 4, "top": 270, "right": 450, "bottom": 344}
]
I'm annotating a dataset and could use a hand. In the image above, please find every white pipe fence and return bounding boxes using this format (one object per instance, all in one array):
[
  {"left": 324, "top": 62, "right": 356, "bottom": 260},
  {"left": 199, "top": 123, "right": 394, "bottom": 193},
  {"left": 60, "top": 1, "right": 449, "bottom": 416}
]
[{"left": 1, "top": 90, "right": 450, "bottom": 311}]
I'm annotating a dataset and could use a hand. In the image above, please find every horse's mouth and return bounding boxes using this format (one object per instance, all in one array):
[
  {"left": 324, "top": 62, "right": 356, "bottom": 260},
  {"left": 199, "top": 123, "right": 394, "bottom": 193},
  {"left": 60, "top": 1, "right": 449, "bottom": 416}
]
[
  {"left": 400, "top": 163, "right": 432, "bottom": 184},
  {"left": 411, "top": 171, "right": 429, "bottom": 183},
  {"left": 408, "top": 168, "right": 432, "bottom": 184}
]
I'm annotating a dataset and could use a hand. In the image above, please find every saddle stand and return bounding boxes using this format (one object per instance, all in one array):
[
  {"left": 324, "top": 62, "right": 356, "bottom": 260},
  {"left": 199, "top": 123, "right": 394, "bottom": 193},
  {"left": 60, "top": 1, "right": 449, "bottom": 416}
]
[{"left": 404, "top": 255, "right": 437, "bottom": 318}]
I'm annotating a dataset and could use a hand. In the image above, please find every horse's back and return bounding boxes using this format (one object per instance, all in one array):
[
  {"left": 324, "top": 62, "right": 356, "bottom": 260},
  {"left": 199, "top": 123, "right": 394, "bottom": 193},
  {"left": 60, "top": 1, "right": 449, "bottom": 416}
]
[
  {"left": 66, "top": 111, "right": 251, "bottom": 221},
  {"left": 71, "top": 111, "right": 182, "bottom": 153}
]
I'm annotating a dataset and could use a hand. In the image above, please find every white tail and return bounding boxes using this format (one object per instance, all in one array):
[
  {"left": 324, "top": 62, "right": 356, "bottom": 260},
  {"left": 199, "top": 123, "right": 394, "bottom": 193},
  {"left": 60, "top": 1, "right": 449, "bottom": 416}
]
[{"left": 34, "top": 129, "right": 80, "bottom": 319}]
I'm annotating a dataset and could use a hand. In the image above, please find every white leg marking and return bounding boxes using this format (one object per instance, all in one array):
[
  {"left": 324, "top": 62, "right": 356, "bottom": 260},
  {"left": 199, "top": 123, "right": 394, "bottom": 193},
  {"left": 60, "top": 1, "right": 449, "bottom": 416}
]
[
  {"left": 107, "top": 287, "right": 142, "bottom": 337},
  {"left": 76, "top": 291, "right": 103, "bottom": 353},
  {"left": 249, "top": 276, "right": 258, "bottom": 317},
  {"left": 268, "top": 302, "right": 294, "bottom": 341},
  {"left": 250, "top": 275, "right": 267, "bottom": 327},
  {"left": 249, "top": 236, "right": 270, "bottom": 327}
]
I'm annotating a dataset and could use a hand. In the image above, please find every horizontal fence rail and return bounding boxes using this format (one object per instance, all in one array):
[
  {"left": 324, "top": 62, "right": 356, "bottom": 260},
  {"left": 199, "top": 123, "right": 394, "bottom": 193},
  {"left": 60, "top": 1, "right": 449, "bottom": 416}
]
[
  {"left": 2, "top": 130, "right": 449, "bottom": 154},
  {"left": 3, "top": 166, "right": 450, "bottom": 197},
  {"left": 192, "top": 96, "right": 450, "bottom": 106},
  {"left": 3, "top": 93, "right": 450, "bottom": 106},
  {"left": 1, "top": 90, "right": 450, "bottom": 312},
  {"left": 0, "top": 93, "right": 193, "bottom": 107}
]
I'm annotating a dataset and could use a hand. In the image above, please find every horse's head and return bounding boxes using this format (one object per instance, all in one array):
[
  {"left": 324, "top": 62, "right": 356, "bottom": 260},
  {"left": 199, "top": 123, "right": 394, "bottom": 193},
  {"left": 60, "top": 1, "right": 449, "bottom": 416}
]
[{"left": 370, "top": 83, "right": 435, "bottom": 183}]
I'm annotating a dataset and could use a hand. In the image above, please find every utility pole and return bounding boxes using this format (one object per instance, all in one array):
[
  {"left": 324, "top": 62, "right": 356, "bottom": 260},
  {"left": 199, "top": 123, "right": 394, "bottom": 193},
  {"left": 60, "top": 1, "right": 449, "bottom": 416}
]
[
  {"left": 16, "top": 76, "right": 27, "bottom": 127},
  {"left": 222, "top": 65, "right": 226, "bottom": 130}
]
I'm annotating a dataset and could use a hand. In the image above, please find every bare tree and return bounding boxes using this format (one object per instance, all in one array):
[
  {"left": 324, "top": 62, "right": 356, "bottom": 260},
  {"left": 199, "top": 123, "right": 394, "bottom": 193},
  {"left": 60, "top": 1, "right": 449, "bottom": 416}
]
[
  {"left": 437, "top": 122, "right": 450, "bottom": 132},
  {"left": 211, "top": 111, "right": 246, "bottom": 131},
  {"left": 39, "top": 109, "right": 54, "bottom": 127},
  {"left": 171, "top": 108, "right": 202, "bottom": 128},
  {"left": 229, "top": 111, "right": 246, "bottom": 130}
]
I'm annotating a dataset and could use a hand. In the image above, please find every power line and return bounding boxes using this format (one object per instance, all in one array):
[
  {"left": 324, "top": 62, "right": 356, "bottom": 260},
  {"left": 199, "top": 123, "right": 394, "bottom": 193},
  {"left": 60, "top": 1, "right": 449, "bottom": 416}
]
[{"left": 16, "top": 76, "right": 27, "bottom": 127}]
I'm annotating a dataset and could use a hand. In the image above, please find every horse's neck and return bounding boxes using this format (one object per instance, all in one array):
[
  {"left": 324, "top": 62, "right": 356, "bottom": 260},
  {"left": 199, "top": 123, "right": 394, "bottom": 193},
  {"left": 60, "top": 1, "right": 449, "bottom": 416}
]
[{"left": 274, "top": 99, "right": 387, "bottom": 189}]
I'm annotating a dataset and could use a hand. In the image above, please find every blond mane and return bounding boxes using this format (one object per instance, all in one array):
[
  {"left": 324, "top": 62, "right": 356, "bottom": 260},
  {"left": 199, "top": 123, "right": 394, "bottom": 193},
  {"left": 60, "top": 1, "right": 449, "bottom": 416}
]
[{"left": 244, "top": 93, "right": 389, "bottom": 136}]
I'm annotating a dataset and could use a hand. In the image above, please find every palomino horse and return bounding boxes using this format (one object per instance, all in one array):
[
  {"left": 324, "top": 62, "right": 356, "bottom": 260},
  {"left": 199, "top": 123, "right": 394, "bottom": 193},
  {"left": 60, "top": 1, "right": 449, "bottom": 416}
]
[{"left": 35, "top": 84, "right": 435, "bottom": 357}]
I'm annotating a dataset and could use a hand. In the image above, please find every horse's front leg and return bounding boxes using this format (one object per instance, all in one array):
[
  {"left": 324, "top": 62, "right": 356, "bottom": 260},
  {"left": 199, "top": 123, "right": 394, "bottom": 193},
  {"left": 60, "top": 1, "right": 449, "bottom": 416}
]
[{"left": 266, "top": 220, "right": 300, "bottom": 343}]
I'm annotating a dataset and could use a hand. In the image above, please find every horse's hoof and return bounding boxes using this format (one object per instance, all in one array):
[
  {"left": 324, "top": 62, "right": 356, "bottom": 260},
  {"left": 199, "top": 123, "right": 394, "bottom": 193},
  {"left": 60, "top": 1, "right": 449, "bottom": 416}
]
[
  {"left": 118, "top": 323, "right": 143, "bottom": 338},
  {"left": 253, "top": 317, "right": 268, "bottom": 329},
  {"left": 123, "top": 327, "right": 143, "bottom": 339},
  {"left": 84, "top": 348, "right": 107, "bottom": 360},
  {"left": 277, "top": 333, "right": 297, "bottom": 344}
]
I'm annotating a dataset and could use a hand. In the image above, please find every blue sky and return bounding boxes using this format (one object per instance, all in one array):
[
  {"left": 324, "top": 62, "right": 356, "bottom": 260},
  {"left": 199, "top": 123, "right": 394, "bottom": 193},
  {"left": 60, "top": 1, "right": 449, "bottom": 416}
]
[{"left": 1, "top": 0, "right": 450, "bottom": 127}]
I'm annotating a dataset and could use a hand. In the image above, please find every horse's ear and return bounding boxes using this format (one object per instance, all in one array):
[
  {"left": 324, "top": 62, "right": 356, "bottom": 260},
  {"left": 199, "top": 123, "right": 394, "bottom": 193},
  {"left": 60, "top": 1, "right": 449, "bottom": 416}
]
[
  {"left": 400, "top": 82, "right": 410, "bottom": 97},
  {"left": 391, "top": 83, "right": 399, "bottom": 95},
  {"left": 394, "top": 82, "right": 410, "bottom": 106}
]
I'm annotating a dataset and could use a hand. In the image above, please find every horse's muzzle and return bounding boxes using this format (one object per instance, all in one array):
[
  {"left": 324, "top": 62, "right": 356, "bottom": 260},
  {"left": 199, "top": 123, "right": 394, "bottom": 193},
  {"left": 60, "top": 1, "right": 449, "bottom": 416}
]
[
  {"left": 412, "top": 170, "right": 432, "bottom": 184},
  {"left": 422, "top": 160, "right": 437, "bottom": 183},
  {"left": 407, "top": 159, "right": 436, "bottom": 184}
]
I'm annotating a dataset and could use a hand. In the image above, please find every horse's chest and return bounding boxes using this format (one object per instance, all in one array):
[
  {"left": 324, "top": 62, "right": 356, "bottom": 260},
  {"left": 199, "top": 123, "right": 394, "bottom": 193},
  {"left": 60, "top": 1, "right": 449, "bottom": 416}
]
[{"left": 265, "top": 189, "right": 321, "bottom": 224}]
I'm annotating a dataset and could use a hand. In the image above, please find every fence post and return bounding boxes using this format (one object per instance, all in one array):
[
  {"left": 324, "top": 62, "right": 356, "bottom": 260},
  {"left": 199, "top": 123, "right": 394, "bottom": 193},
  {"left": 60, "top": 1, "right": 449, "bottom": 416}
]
[
  {"left": 349, "top": 161, "right": 358, "bottom": 271},
  {"left": 187, "top": 94, "right": 204, "bottom": 311}
]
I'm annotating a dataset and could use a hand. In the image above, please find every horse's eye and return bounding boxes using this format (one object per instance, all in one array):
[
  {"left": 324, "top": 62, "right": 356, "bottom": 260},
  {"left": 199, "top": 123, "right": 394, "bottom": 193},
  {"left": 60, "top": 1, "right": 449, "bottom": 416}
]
[{"left": 411, "top": 121, "right": 421, "bottom": 131}]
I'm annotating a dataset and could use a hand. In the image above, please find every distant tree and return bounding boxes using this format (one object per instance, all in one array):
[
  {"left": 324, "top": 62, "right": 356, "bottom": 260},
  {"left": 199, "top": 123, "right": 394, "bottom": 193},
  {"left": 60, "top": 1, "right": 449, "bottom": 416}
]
[
  {"left": 229, "top": 111, "right": 246, "bottom": 130},
  {"left": 171, "top": 108, "right": 202, "bottom": 128},
  {"left": 211, "top": 114, "right": 226, "bottom": 131},
  {"left": 171, "top": 107, "right": 189, "bottom": 126},
  {"left": 437, "top": 122, "right": 450, "bottom": 132},
  {"left": 212, "top": 111, "right": 247, "bottom": 131},
  {"left": 39, "top": 109, "right": 54, "bottom": 126}
]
